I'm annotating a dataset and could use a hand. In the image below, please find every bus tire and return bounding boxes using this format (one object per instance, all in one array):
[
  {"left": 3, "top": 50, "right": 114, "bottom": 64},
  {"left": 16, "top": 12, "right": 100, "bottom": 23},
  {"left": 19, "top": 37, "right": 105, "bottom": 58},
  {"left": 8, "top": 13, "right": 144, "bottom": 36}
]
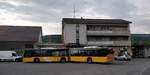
[
  {"left": 34, "top": 58, "right": 40, "bottom": 63},
  {"left": 60, "top": 58, "right": 66, "bottom": 63},
  {"left": 87, "top": 58, "right": 92, "bottom": 64}
]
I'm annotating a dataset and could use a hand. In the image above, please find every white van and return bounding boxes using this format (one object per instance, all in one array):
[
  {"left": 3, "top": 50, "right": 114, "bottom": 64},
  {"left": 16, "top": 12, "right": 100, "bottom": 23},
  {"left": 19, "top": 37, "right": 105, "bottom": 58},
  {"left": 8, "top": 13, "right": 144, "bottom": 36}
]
[{"left": 0, "top": 51, "right": 21, "bottom": 62}]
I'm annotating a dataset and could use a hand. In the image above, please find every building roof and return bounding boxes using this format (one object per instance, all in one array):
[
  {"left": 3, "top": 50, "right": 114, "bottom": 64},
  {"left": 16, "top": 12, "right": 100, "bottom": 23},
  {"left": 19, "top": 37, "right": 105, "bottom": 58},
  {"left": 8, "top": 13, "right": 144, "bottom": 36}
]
[
  {"left": 62, "top": 18, "right": 132, "bottom": 24},
  {"left": 0, "top": 25, "right": 42, "bottom": 42}
]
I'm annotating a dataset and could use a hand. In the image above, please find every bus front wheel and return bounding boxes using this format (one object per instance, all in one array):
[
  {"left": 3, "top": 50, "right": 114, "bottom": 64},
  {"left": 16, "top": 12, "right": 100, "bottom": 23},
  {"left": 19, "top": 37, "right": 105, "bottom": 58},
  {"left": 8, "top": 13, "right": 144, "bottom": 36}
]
[
  {"left": 34, "top": 58, "right": 40, "bottom": 63},
  {"left": 60, "top": 58, "right": 66, "bottom": 63},
  {"left": 87, "top": 58, "right": 92, "bottom": 64}
]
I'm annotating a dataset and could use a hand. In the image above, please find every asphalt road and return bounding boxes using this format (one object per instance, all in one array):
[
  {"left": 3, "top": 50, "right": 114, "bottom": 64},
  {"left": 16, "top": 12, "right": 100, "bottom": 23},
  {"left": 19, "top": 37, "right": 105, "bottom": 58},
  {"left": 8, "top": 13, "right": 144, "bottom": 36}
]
[{"left": 0, "top": 59, "right": 150, "bottom": 75}]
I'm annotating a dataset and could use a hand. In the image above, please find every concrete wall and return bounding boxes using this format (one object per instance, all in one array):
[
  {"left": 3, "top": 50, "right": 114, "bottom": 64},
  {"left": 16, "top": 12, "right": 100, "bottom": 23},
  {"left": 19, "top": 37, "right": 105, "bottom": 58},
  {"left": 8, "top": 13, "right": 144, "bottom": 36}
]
[
  {"left": 64, "top": 24, "right": 76, "bottom": 44},
  {"left": 144, "top": 47, "right": 150, "bottom": 57},
  {"left": 79, "top": 24, "right": 87, "bottom": 45},
  {"left": 38, "top": 31, "right": 43, "bottom": 43}
]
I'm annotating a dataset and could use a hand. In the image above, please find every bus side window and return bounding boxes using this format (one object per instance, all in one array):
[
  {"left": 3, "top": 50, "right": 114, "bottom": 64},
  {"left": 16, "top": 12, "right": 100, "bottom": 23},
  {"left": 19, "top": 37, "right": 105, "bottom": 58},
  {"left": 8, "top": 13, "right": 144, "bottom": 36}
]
[
  {"left": 94, "top": 50, "right": 99, "bottom": 56},
  {"left": 99, "top": 49, "right": 109, "bottom": 56},
  {"left": 79, "top": 50, "right": 88, "bottom": 56},
  {"left": 24, "top": 50, "right": 33, "bottom": 57},
  {"left": 88, "top": 50, "right": 96, "bottom": 56},
  {"left": 47, "top": 50, "right": 52, "bottom": 56},
  {"left": 34, "top": 50, "right": 41, "bottom": 56},
  {"left": 59, "top": 51, "right": 66, "bottom": 56},
  {"left": 41, "top": 50, "right": 47, "bottom": 56},
  {"left": 71, "top": 50, "right": 79, "bottom": 56},
  {"left": 52, "top": 51, "right": 59, "bottom": 56}
]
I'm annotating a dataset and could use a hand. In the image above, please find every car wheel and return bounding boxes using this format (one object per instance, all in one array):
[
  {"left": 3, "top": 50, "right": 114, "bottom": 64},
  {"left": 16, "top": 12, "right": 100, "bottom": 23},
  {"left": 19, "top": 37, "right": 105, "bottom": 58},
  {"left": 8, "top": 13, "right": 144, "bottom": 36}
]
[
  {"left": 123, "top": 58, "right": 127, "bottom": 61},
  {"left": 128, "top": 59, "right": 131, "bottom": 61}
]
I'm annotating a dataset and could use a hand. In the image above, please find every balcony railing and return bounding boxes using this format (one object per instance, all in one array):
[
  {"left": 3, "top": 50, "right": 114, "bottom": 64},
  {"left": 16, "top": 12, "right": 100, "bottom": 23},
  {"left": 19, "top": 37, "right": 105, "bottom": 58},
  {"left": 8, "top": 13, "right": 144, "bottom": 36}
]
[
  {"left": 114, "top": 41, "right": 131, "bottom": 46},
  {"left": 87, "top": 41, "right": 131, "bottom": 46},
  {"left": 87, "top": 30, "right": 130, "bottom": 36},
  {"left": 87, "top": 41, "right": 114, "bottom": 46}
]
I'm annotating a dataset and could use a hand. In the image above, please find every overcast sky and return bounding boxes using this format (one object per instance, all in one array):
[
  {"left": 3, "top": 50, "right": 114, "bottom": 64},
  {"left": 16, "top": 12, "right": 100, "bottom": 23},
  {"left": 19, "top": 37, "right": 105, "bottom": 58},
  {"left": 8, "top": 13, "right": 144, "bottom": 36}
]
[{"left": 0, "top": 0, "right": 149, "bottom": 35}]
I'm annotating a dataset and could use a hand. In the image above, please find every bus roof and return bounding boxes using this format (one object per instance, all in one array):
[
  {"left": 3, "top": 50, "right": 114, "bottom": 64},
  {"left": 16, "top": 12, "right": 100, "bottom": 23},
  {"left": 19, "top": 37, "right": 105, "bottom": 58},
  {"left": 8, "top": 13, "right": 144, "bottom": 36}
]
[
  {"left": 70, "top": 47, "right": 112, "bottom": 50},
  {"left": 24, "top": 48, "right": 68, "bottom": 51}
]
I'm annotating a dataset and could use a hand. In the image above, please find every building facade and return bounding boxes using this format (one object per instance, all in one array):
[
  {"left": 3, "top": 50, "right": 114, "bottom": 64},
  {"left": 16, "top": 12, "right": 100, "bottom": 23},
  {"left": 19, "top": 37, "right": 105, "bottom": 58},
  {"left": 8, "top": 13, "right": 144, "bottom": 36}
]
[
  {"left": 42, "top": 35, "right": 62, "bottom": 44},
  {"left": 0, "top": 26, "right": 42, "bottom": 50},
  {"left": 36, "top": 35, "right": 64, "bottom": 48},
  {"left": 62, "top": 18, "right": 132, "bottom": 55},
  {"left": 131, "top": 34, "right": 150, "bottom": 58}
]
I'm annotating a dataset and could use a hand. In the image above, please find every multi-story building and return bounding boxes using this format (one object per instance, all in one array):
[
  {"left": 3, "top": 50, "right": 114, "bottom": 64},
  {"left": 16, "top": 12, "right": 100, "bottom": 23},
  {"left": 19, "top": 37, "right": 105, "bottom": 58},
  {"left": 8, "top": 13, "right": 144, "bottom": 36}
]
[{"left": 62, "top": 18, "right": 132, "bottom": 55}]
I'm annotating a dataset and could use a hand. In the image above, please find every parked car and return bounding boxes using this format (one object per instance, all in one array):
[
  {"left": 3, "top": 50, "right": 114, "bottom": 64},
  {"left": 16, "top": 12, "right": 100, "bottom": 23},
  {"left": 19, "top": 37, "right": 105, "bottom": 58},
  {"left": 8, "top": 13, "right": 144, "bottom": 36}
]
[
  {"left": 0, "top": 51, "right": 22, "bottom": 62},
  {"left": 115, "top": 51, "right": 131, "bottom": 61}
]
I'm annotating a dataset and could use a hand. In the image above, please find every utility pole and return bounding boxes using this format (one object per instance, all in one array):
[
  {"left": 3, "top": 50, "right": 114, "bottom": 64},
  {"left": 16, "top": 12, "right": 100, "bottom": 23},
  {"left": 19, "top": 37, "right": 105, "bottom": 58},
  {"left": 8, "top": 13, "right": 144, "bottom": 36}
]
[{"left": 73, "top": 4, "right": 76, "bottom": 18}]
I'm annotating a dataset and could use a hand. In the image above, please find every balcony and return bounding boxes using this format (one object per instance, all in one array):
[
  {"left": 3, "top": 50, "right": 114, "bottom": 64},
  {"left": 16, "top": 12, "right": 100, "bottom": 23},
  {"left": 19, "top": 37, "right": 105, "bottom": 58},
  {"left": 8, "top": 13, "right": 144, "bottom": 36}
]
[
  {"left": 87, "top": 41, "right": 114, "bottom": 46},
  {"left": 114, "top": 41, "right": 131, "bottom": 46},
  {"left": 87, "top": 30, "right": 130, "bottom": 36},
  {"left": 87, "top": 41, "right": 131, "bottom": 46}
]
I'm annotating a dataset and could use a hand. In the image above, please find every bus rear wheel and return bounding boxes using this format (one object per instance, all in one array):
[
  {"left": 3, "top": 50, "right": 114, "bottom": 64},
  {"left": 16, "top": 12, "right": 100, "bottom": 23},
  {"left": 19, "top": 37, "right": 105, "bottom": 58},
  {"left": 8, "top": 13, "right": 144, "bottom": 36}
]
[
  {"left": 34, "top": 58, "right": 40, "bottom": 63},
  {"left": 60, "top": 58, "right": 66, "bottom": 63},
  {"left": 87, "top": 58, "right": 92, "bottom": 64}
]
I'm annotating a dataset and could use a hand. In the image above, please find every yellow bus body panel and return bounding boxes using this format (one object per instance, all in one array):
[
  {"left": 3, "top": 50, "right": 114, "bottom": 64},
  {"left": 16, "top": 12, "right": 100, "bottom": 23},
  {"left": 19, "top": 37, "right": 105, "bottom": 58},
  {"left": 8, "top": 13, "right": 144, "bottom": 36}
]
[
  {"left": 70, "top": 56, "right": 113, "bottom": 63},
  {"left": 23, "top": 57, "right": 68, "bottom": 63},
  {"left": 70, "top": 56, "right": 87, "bottom": 62},
  {"left": 23, "top": 57, "right": 34, "bottom": 62},
  {"left": 92, "top": 57, "right": 112, "bottom": 63},
  {"left": 39, "top": 57, "right": 68, "bottom": 62},
  {"left": 39, "top": 57, "right": 59, "bottom": 62}
]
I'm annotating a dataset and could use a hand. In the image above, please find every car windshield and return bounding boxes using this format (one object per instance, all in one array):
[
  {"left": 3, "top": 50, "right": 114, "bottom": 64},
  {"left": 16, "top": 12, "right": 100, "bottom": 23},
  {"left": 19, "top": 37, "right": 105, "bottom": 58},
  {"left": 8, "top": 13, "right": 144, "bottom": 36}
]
[{"left": 12, "top": 53, "right": 17, "bottom": 56}]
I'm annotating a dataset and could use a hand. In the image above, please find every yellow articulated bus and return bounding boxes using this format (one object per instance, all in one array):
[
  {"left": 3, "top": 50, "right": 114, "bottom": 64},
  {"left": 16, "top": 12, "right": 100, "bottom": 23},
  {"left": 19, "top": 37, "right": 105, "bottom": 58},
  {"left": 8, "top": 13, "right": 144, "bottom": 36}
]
[
  {"left": 23, "top": 47, "right": 114, "bottom": 63},
  {"left": 23, "top": 48, "right": 69, "bottom": 63},
  {"left": 69, "top": 47, "right": 114, "bottom": 63}
]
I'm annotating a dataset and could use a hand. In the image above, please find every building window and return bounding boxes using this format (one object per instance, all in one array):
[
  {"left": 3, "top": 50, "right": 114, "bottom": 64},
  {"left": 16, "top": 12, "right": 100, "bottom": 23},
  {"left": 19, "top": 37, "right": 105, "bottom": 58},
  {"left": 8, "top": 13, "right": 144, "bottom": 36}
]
[
  {"left": 100, "top": 26, "right": 109, "bottom": 30},
  {"left": 87, "top": 25, "right": 110, "bottom": 31},
  {"left": 25, "top": 44, "right": 33, "bottom": 48},
  {"left": 76, "top": 24, "right": 79, "bottom": 45},
  {"left": 113, "top": 26, "right": 128, "bottom": 31}
]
